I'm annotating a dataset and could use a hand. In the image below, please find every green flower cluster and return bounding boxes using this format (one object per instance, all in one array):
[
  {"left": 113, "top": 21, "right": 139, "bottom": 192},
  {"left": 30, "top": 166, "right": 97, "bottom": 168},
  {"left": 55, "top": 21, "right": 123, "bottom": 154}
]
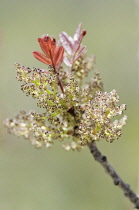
[{"left": 4, "top": 24, "right": 127, "bottom": 150}]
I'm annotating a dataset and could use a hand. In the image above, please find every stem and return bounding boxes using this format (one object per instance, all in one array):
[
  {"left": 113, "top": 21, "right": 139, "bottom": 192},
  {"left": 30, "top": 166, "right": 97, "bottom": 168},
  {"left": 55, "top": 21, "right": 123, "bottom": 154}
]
[
  {"left": 88, "top": 141, "right": 139, "bottom": 209},
  {"left": 53, "top": 66, "right": 65, "bottom": 94},
  {"left": 58, "top": 79, "right": 64, "bottom": 94},
  {"left": 49, "top": 50, "right": 65, "bottom": 94}
]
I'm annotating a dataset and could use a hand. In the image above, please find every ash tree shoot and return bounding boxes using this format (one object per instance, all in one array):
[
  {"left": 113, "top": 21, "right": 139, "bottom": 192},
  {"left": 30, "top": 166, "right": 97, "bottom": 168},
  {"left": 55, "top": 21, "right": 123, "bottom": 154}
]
[{"left": 4, "top": 24, "right": 139, "bottom": 209}]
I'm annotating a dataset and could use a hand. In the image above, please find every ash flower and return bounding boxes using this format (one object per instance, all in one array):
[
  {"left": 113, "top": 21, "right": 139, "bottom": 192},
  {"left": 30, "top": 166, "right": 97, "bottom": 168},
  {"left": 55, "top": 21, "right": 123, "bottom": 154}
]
[
  {"left": 33, "top": 35, "right": 64, "bottom": 71},
  {"left": 4, "top": 24, "right": 127, "bottom": 151},
  {"left": 59, "top": 23, "right": 86, "bottom": 67}
]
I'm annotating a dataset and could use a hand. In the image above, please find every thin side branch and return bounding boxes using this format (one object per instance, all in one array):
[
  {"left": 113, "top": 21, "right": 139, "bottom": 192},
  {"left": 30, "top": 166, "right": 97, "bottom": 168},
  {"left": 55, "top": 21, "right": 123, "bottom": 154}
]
[{"left": 88, "top": 141, "right": 139, "bottom": 209}]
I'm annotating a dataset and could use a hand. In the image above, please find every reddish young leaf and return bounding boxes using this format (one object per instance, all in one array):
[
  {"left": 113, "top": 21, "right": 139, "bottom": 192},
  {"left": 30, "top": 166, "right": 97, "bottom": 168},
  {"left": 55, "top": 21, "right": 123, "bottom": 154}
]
[
  {"left": 54, "top": 46, "right": 64, "bottom": 67},
  {"left": 73, "top": 46, "right": 86, "bottom": 64},
  {"left": 59, "top": 24, "right": 87, "bottom": 67},
  {"left": 59, "top": 32, "right": 73, "bottom": 55},
  {"left": 33, "top": 51, "right": 51, "bottom": 65},
  {"left": 33, "top": 35, "right": 64, "bottom": 70}
]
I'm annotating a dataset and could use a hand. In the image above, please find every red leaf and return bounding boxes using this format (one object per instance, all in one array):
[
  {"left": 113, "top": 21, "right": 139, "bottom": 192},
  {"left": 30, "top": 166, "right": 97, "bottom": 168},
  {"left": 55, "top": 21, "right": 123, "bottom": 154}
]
[
  {"left": 33, "top": 36, "right": 64, "bottom": 70},
  {"left": 54, "top": 46, "right": 64, "bottom": 66},
  {"left": 33, "top": 51, "right": 52, "bottom": 65},
  {"left": 38, "top": 38, "right": 49, "bottom": 57}
]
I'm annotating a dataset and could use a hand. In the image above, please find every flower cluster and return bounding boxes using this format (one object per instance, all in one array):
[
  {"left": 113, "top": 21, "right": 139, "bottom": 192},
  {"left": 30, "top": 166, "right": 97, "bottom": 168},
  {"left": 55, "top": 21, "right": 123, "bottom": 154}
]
[{"left": 4, "top": 24, "right": 127, "bottom": 151}]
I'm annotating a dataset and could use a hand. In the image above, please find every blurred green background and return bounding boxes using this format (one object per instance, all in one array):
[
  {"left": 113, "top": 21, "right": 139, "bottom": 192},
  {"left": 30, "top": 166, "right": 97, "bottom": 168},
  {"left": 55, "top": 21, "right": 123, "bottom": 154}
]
[{"left": 1, "top": 0, "right": 139, "bottom": 209}]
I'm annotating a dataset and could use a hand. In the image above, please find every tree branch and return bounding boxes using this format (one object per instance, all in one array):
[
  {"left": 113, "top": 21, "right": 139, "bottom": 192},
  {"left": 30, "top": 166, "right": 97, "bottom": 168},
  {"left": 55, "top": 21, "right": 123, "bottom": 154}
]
[{"left": 88, "top": 141, "right": 139, "bottom": 209}]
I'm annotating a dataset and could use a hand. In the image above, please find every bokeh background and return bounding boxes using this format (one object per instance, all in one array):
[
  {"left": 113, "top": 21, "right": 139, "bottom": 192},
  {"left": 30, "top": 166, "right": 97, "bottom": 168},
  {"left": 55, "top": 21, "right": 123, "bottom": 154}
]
[{"left": 1, "top": 0, "right": 139, "bottom": 209}]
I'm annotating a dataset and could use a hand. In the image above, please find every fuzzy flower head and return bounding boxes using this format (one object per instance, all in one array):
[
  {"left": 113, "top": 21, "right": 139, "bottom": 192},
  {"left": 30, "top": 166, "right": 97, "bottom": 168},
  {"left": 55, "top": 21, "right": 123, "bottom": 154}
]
[{"left": 4, "top": 24, "right": 127, "bottom": 151}]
